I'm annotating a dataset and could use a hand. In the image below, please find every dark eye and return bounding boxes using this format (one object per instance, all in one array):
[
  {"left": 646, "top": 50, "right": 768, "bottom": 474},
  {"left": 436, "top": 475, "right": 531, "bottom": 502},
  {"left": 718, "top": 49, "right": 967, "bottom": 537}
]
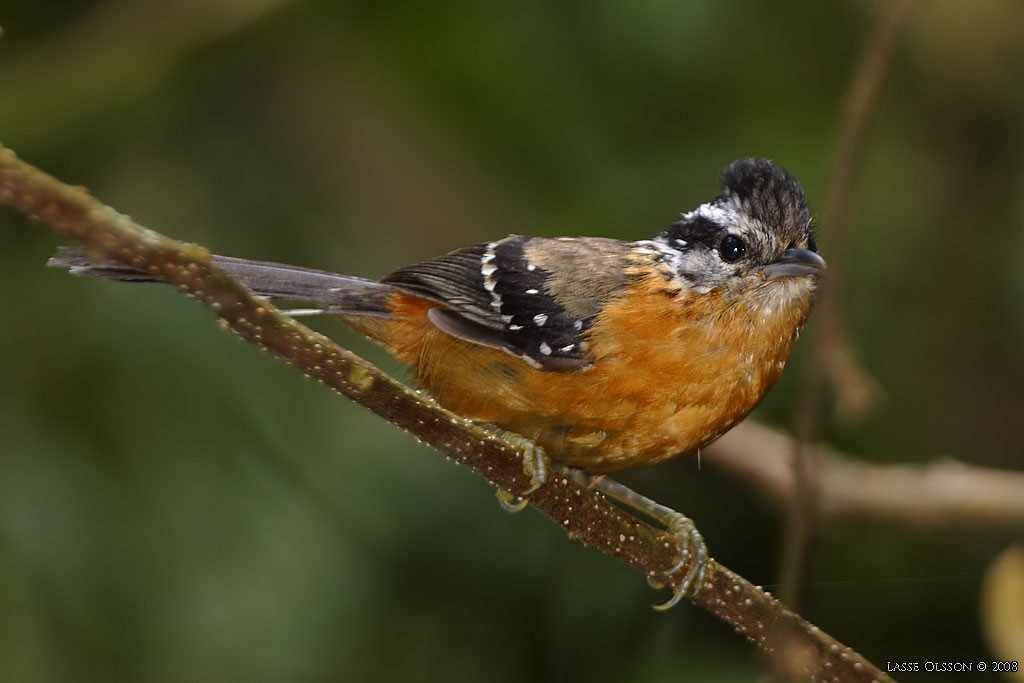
[{"left": 719, "top": 234, "right": 746, "bottom": 262}]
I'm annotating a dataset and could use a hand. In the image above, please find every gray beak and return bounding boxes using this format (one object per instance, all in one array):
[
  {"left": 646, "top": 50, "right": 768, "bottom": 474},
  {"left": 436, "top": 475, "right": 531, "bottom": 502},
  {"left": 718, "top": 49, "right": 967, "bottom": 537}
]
[{"left": 763, "top": 248, "right": 827, "bottom": 279}]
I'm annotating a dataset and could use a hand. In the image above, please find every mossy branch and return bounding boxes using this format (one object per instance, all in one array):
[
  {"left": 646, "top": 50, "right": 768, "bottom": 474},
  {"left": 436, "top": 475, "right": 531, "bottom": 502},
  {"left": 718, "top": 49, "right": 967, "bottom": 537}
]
[{"left": 0, "top": 144, "right": 891, "bottom": 683}]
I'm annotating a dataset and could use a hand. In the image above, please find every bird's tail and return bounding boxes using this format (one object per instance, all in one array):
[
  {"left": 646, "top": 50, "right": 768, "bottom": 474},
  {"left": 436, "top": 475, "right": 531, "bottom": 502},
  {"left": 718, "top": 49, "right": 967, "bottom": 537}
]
[{"left": 48, "top": 246, "right": 396, "bottom": 317}]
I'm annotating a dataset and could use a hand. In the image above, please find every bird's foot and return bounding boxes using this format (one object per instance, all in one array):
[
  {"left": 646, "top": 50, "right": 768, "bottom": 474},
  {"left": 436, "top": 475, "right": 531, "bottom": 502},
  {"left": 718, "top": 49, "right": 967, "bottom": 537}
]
[
  {"left": 493, "top": 432, "right": 548, "bottom": 513},
  {"left": 564, "top": 467, "right": 709, "bottom": 609},
  {"left": 646, "top": 512, "right": 708, "bottom": 610}
]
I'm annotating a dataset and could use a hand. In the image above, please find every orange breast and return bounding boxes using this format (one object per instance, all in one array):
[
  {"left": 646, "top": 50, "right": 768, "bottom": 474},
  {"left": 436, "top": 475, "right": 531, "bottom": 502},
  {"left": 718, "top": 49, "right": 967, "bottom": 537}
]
[{"left": 347, "top": 276, "right": 812, "bottom": 474}]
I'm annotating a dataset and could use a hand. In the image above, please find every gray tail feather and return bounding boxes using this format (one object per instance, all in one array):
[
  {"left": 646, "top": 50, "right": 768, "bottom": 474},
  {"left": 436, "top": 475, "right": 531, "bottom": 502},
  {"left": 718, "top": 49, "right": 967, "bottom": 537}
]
[{"left": 48, "top": 246, "right": 395, "bottom": 316}]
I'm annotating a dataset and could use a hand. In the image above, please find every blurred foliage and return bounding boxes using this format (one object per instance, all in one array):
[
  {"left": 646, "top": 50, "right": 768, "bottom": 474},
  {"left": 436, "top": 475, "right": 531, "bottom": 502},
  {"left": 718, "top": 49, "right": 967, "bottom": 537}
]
[
  {"left": 1, "top": 1, "right": 1023, "bottom": 681},
  {"left": 982, "top": 545, "right": 1024, "bottom": 681}
]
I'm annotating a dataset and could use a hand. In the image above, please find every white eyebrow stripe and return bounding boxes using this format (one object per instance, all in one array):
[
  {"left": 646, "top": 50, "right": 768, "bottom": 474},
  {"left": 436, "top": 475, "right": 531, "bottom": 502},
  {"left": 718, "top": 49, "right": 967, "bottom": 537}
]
[{"left": 681, "top": 201, "right": 738, "bottom": 226}]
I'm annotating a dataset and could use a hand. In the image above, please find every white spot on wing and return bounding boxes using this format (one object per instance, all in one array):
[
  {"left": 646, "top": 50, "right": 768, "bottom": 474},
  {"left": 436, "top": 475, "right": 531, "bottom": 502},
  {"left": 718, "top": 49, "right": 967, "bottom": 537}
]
[
  {"left": 517, "top": 352, "right": 542, "bottom": 368},
  {"left": 539, "top": 342, "right": 552, "bottom": 355},
  {"left": 482, "top": 242, "right": 503, "bottom": 313},
  {"left": 533, "top": 313, "right": 548, "bottom": 326}
]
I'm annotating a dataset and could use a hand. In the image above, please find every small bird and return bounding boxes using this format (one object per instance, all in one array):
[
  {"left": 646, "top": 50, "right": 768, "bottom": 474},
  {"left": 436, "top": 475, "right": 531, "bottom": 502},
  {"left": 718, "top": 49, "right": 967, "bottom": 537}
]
[{"left": 51, "top": 157, "right": 824, "bottom": 602}]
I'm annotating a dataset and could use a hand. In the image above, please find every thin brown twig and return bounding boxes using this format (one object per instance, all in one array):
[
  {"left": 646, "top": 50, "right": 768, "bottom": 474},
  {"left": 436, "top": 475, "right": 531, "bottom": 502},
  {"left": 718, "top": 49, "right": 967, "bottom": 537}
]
[
  {"left": 817, "top": 0, "right": 914, "bottom": 421},
  {"left": 0, "top": 145, "right": 891, "bottom": 683},
  {"left": 781, "top": 0, "right": 915, "bottom": 610},
  {"left": 711, "top": 421, "right": 1024, "bottom": 532}
]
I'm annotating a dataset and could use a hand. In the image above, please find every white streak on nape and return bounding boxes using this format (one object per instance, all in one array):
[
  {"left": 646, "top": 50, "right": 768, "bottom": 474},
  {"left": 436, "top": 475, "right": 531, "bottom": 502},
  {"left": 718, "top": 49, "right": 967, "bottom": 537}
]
[
  {"left": 647, "top": 235, "right": 684, "bottom": 269},
  {"left": 645, "top": 235, "right": 721, "bottom": 295},
  {"left": 630, "top": 240, "right": 661, "bottom": 256},
  {"left": 533, "top": 313, "right": 548, "bottom": 326}
]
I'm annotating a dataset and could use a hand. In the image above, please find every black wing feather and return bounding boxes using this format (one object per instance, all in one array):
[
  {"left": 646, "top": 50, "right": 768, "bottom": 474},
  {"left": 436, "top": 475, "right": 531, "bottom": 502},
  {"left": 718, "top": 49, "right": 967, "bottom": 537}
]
[
  {"left": 383, "top": 236, "right": 595, "bottom": 371},
  {"left": 382, "top": 243, "right": 499, "bottom": 330}
]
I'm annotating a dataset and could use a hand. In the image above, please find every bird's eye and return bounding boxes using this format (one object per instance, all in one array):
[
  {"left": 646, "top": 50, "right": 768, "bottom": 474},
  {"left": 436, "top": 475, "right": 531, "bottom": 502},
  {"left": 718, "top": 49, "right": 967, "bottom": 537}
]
[{"left": 719, "top": 234, "right": 746, "bottom": 262}]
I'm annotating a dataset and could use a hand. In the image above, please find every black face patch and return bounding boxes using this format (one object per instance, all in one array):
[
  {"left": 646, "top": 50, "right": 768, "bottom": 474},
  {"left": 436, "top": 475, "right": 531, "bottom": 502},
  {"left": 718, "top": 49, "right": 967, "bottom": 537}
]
[
  {"left": 382, "top": 236, "right": 594, "bottom": 371},
  {"left": 665, "top": 215, "right": 723, "bottom": 251}
]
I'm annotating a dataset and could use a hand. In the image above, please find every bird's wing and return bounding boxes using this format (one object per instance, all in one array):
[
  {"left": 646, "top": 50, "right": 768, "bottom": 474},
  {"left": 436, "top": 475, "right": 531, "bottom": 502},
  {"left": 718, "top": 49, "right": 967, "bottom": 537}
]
[{"left": 383, "top": 235, "right": 629, "bottom": 372}]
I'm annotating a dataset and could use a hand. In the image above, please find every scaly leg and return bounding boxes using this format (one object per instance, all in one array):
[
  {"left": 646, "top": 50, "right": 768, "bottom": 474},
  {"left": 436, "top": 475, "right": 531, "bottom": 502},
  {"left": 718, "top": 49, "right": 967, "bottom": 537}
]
[
  {"left": 485, "top": 430, "right": 707, "bottom": 609},
  {"left": 564, "top": 468, "right": 709, "bottom": 609}
]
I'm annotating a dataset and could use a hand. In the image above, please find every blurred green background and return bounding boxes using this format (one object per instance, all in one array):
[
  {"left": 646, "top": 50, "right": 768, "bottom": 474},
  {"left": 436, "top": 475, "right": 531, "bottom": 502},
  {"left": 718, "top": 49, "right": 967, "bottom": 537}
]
[{"left": 2, "top": 1, "right": 1023, "bottom": 681}]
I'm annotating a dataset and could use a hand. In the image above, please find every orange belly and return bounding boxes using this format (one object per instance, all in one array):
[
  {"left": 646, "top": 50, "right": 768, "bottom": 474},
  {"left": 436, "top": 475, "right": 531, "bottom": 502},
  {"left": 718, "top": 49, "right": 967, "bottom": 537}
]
[{"left": 347, "top": 277, "right": 811, "bottom": 473}]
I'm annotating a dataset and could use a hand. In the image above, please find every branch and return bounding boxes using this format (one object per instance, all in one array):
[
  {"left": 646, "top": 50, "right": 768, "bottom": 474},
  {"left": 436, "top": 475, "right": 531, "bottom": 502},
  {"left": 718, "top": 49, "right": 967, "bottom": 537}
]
[
  {"left": 710, "top": 422, "right": 1024, "bottom": 532},
  {"left": 814, "top": 0, "right": 914, "bottom": 422},
  {"left": 780, "top": 0, "right": 914, "bottom": 607},
  {"left": 0, "top": 145, "right": 891, "bottom": 683}
]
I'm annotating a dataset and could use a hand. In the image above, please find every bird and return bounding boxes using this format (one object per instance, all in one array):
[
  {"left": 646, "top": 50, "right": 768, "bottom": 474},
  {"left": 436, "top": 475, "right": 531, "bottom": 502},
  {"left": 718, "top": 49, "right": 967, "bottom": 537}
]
[{"left": 50, "top": 157, "right": 825, "bottom": 604}]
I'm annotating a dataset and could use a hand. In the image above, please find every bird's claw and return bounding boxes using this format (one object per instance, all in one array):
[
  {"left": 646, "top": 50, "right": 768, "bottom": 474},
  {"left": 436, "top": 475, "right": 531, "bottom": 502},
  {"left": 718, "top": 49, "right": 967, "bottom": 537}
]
[
  {"left": 560, "top": 466, "right": 709, "bottom": 610},
  {"left": 495, "top": 489, "right": 529, "bottom": 513},
  {"left": 494, "top": 434, "right": 548, "bottom": 514},
  {"left": 647, "top": 512, "right": 709, "bottom": 610}
]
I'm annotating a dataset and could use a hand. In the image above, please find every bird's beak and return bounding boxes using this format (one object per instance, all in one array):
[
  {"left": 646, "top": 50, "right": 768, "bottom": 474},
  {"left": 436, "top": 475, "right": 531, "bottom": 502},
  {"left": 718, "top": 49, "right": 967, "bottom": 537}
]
[{"left": 763, "top": 248, "right": 827, "bottom": 279}]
